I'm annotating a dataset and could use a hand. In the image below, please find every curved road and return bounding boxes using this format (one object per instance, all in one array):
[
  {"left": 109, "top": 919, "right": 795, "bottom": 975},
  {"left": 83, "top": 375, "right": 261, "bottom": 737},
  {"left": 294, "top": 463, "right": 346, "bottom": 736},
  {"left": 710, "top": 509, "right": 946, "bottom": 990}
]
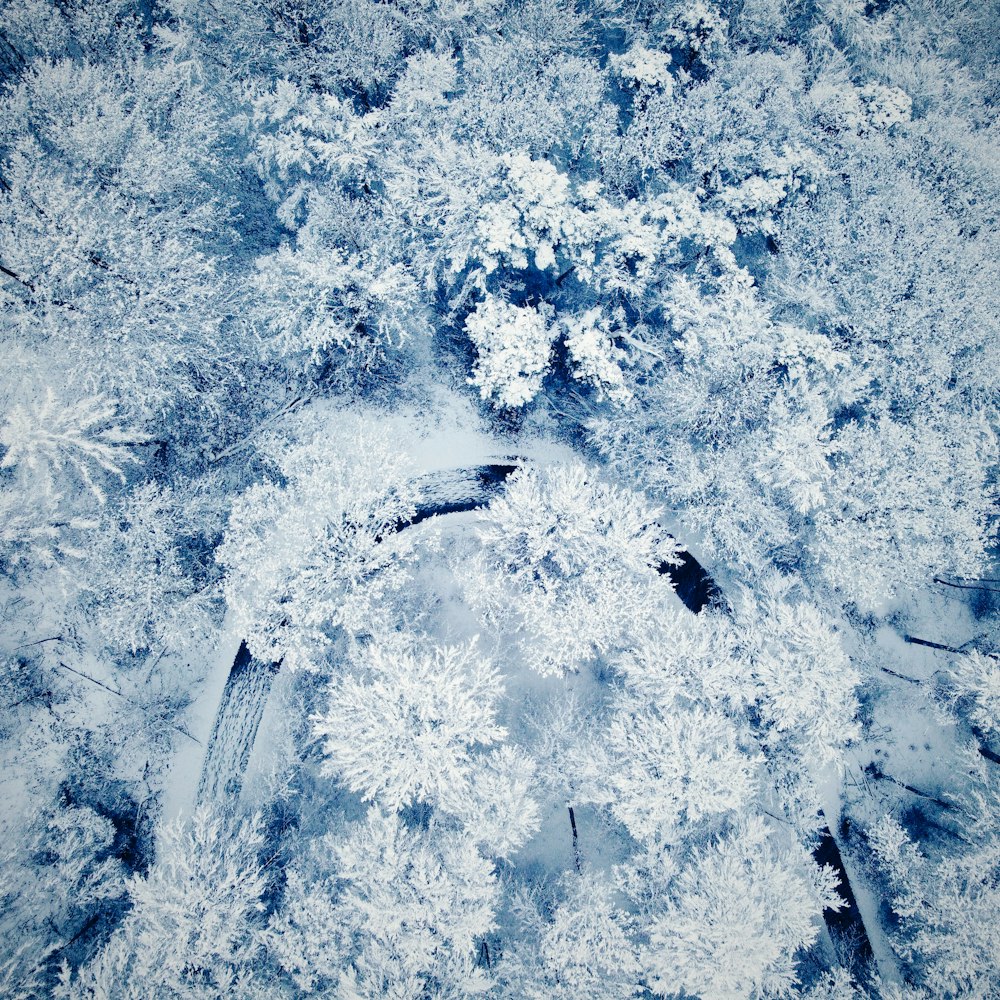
[
  {"left": 196, "top": 463, "right": 723, "bottom": 806},
  {"left": 192, "top": 461, "right": 877, "bottom": 983}
]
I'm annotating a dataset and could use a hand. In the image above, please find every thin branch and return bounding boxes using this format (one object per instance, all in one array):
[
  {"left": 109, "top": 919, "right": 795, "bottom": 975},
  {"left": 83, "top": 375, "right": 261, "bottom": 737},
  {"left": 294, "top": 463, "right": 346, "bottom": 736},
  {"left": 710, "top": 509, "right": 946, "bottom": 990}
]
[
  {"left": 207, "top": 394, "right": 309, "bottom": 464},
  {"left": 879, "top": 665, "right": 922, "bottom": 684},
  {"left": 864, "top": 763, "right": 953, "bottom": 810},
  {"left": 934, "top": 577, "right": 1000, "bottom": 595},
  {"left": 568, "top": 805, "right": 582, "bottom": 874},
  {"left": 5, "top": 689, "right": 52, "bottom": 711},
  {"left": 555, "top": 265, "right": 576, "bottom": 287},
  {"left": 617, "top": 330, "right": 669, "bottom": 361},
  {"left": 0, "top": 260, "right": 79, "bottom": 311},
  {"left": 904, "top": 636, "right": 962, "bottom": 654},
  {"left": 57, "top": 661, "right": 124, "bottom": 698},
  {"left": 56, "top": 662, "right": 202, "bottom": 746},
  {"left": 12, "top": 635, "right": 63, "bottom": 650}
]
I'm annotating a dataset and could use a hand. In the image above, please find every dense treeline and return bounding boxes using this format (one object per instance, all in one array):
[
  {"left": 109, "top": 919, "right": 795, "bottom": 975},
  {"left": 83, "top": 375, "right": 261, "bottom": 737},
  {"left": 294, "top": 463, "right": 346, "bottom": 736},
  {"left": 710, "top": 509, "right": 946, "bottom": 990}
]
[{"left": 0, "top": 1, "right": 997, "bottom": 997}]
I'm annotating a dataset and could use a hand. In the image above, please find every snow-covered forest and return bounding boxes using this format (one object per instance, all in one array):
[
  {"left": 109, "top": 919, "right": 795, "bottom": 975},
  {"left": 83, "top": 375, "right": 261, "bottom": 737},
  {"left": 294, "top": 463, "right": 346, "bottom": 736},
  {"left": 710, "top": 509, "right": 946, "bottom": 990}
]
[{"left": 0, "top": 0, "right": 997, "bottom": 996}]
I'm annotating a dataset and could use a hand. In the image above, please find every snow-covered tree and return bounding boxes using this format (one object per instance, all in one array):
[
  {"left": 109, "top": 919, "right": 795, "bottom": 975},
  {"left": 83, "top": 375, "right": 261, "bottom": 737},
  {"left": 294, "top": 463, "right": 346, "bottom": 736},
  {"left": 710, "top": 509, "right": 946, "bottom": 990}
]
[
  {"left": 639, "top": 817, "right": 843, "bottom": 1000},
  {"left": 611, "top": 45, "right": 673, "bottom": 92},
  {"left": 329, "top": 809, "right": 498, "bottom": 998},
  {"left": 65, "top": 807, "right": 269, "bottom": 999},
  {"left": 526, "top": 689, "right": 613, "bottom": 813},
  {"left": 252, "top": 233, "right": 425, "bottom": 369},
  {"left": 811, "top": 413, "right": 996, "bottom": 609},
  {"left": 464, "top": 295, "right": 555, "bottom": 408},
  {"left": 0, "top": 55, "right": 243, "bottom": 435},
  {"left": 0, "top": 386, "right": 136, "bottom": 505},
  {"left": 448, "top": 744, "right": 542, "bottom": 859},
  {"left": 264, "top": 867, "right": 353, "bottom": 996},
  {"left": 78, "top": 481, "right": 221, "bottom": 658},
  {"left": 869, "top": 814, "right": 1000, "bottom": 998},
  {"left": 313, "top": 636, "right": 506, "bottom": 810},
  {"left": 508, "top": 873, "right": 642, "bottom": 1000},
  {"left": 560, "top": 307, "right": 632, "bottom": 404},
  {"left": 608, "top": 696, "right": 761, "bottom": 844},
  {"left": 737, "top": 576, "right": 862, "bottom": 761},
  {"left": 663, "top": 0, "right": 730, "bottom": 77},
  {"left": 0, "top": 805, "right": 125, "bottom": 997},
  {"left": 611, "top": 609, "right": 757, "bottom": 715},
  {"left": 466, "top": 462, "right": 679, "bottom": 675},
  {"left": 945, "top": 651, "right": 1000, "bottom": 740},
  {"left": 218, "top": 411, "right": 420, "bottom": 671}
]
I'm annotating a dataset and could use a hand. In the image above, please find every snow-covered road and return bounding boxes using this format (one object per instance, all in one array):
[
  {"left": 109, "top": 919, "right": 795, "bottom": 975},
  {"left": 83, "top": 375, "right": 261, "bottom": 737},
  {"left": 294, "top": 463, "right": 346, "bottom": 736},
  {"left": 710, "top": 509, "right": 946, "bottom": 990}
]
[
  {"left": 162, "top": 445, "right": 890, "bottom": 985},
  {"left": 179, "top": 458, "right": 725, "bottom": 812}
]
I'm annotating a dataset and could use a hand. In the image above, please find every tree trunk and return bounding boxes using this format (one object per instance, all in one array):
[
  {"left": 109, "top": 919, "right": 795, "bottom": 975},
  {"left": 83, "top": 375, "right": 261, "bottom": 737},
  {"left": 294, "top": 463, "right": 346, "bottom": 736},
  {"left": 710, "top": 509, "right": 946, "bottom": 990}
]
[{"left": 568, "top": 806, "right": 581, "bottom": 873}]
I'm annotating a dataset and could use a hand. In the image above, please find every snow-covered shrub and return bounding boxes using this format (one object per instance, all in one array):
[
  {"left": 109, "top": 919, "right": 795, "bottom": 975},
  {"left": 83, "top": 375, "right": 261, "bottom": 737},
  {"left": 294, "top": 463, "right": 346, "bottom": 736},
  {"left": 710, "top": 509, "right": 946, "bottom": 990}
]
[{"left": 611, "top": 46, "right": 673, "bottom": 91}]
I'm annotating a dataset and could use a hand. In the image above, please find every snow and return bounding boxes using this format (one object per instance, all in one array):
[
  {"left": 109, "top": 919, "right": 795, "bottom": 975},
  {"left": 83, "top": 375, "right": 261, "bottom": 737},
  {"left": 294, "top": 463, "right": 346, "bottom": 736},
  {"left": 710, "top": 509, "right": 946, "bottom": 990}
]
[
  {"left": 159, "top": 611, "right": 243, "bottom": 824},
  {"left": 171, "top": 390, "right": 583, "bottom": 834}
]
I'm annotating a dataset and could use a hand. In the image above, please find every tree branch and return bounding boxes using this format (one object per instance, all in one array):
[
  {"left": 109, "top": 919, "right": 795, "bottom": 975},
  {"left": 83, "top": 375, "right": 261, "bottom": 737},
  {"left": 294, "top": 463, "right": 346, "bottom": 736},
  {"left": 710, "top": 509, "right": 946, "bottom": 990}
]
[
  {"left": 934, "top": 577, "right": 1000, "bottom": 595},
  {"left": 207, "top": 394, "right": 309, "bottom": 464},
  {"left": 56, "top": 662, "right": 202, "bottom": 746}
]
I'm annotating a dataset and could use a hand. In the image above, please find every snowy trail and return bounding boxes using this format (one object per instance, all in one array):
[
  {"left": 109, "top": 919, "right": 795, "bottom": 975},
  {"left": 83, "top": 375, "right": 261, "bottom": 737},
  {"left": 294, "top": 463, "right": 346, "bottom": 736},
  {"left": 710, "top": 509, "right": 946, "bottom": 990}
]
[
  {"left": 168, "top": 440, "right": 890, "bottom": 985},
  {"left": 182, "top": 459, "right": 724, "bottom": 811},
  {"left": 197, "top": 641, "right": 281, "bottom": 804}
]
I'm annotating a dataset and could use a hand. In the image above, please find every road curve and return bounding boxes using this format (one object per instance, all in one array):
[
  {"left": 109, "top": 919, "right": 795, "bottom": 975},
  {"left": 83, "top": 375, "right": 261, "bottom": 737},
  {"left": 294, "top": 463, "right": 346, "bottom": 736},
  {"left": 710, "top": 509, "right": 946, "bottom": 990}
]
[{"left": 192, "top": 462, "right": 878, "bottom": 980}]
